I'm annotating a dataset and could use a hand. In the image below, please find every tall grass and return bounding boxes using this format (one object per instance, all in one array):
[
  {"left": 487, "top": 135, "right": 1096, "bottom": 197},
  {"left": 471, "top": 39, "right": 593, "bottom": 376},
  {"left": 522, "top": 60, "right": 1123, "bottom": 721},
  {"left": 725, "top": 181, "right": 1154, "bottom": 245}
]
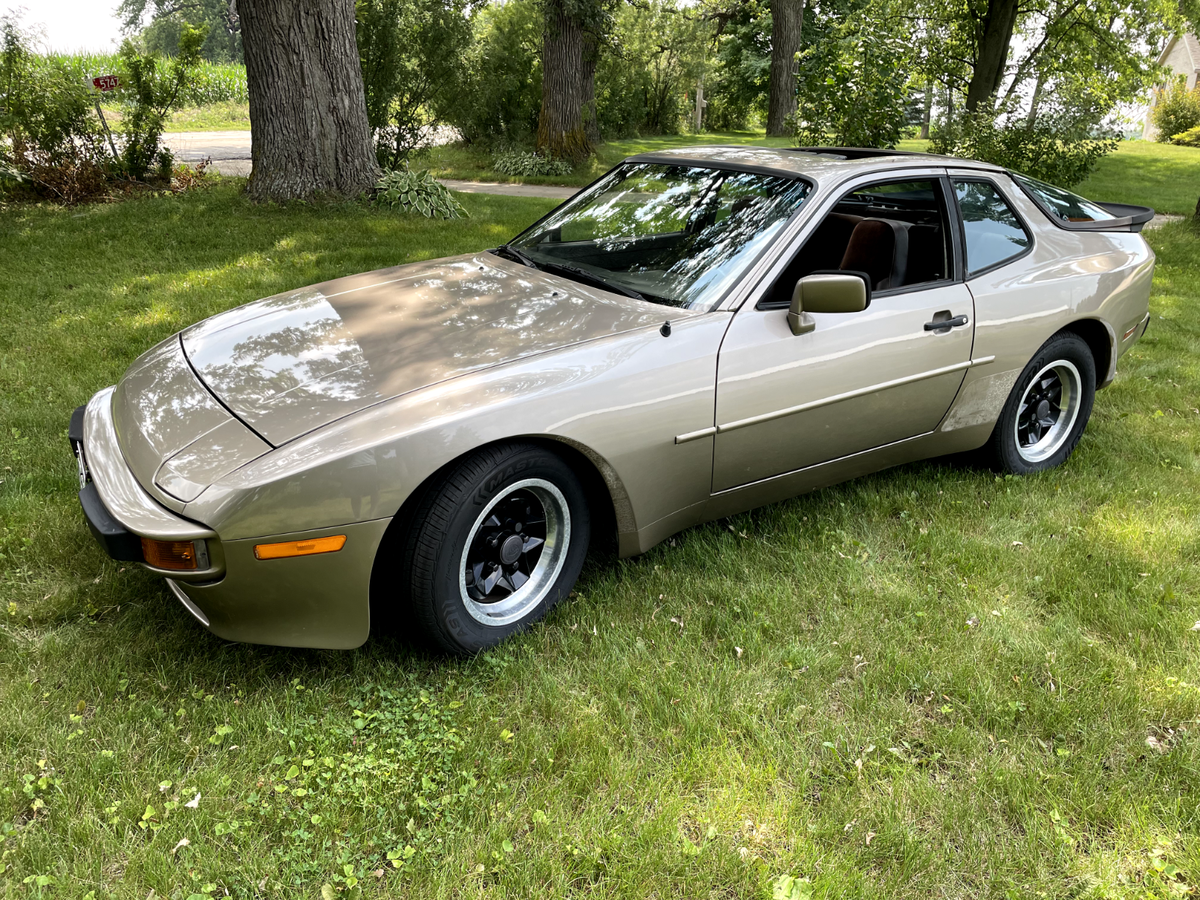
[{"left": 44, "top": 52, "right": 248, "bottom": 105}]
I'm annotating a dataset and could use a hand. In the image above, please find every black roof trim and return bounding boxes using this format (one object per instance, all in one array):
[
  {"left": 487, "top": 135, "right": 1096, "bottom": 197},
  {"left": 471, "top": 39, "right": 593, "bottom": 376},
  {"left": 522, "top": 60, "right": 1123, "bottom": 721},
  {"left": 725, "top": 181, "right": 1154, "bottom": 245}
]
[
  {"left": 787, "top": 146, "right": 937, "bottom": 160},
  {"left": 623, "top": 153, "right": 815, "bottom": 182}
]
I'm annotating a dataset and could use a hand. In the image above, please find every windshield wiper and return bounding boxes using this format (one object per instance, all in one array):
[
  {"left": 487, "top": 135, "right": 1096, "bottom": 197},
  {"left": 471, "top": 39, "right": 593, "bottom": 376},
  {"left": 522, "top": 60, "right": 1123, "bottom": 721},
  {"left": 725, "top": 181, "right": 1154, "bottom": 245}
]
[
  {"left": 536, "top": 261, "right": 649, "bottom": 303},
  {"left": 492, "top": 244, "right": 538, "bottom": 268},
  {"left": 494, "top": 245, "right": 650, "bottom": 303}
]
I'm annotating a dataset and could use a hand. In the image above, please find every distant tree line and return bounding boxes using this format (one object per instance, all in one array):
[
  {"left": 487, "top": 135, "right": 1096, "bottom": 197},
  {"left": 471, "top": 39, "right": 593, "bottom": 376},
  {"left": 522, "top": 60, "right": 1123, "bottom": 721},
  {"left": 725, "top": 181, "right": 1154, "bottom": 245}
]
[{"left": 111, "top": 0, "right": 1200, "bottom": 198}]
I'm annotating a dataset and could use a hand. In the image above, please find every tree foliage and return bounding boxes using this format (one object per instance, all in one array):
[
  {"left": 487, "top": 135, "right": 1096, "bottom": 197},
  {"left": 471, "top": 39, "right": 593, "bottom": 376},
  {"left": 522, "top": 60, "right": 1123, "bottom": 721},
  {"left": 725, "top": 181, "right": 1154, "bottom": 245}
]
[
  {"left": 595, "top": 0, "right": 708, "bottom": 137},
  {"left": 792, "top": 0, "right": 912, "bottom": 147},
  {"left": 446, "top": 0, "right": 544, "bottom": 145},
  {"left": 117, "top": 0, "right": 243, "bottom": 63},
  {"left": 915, "top": 0, "right": 1188, "bottom": 122},
  {"left": 355, "top": 0, "right": 475, "bottom": 167},
  {"left": 705, "top": 2, "right": 770, "bottom": 130}
]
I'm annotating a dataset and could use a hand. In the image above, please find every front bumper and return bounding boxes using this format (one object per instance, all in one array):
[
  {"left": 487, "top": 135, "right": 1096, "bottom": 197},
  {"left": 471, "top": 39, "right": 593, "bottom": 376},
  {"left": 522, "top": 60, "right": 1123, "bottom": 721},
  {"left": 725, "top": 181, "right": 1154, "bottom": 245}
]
[
  {"left": 70, "top": 392, "right": 222, "bottom": 580},
  {"left": 71, "top": 389, "right": 387, "bottom": 649}
]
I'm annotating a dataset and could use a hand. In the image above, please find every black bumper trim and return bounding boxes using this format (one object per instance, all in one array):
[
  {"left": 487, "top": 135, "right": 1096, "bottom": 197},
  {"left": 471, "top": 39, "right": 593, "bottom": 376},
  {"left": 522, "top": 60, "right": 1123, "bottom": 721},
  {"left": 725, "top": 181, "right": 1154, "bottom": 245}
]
[
  {"left": 79, "top": 481, "right": 144, "bottom": 561},
  {"left": 72, "top": 403, "right": 144, "bottom": 563},
  {"left": 69, "top": 404, "right": 86, "bottom": 445}
]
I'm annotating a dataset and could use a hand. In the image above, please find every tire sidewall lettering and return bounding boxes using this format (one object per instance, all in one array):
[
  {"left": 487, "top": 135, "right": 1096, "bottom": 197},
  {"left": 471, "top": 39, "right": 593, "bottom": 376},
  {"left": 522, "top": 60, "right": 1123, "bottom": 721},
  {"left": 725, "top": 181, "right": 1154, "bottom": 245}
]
[{"left": 472, "top": 459, "right": 532, "bottom": 508}]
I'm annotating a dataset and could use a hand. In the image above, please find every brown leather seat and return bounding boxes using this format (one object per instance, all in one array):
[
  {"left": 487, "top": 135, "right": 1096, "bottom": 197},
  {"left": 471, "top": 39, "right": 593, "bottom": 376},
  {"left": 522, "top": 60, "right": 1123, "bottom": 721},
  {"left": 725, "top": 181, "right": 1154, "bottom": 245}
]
[{"left": 839, "top": 218, "right": 910, "bottom": 290}]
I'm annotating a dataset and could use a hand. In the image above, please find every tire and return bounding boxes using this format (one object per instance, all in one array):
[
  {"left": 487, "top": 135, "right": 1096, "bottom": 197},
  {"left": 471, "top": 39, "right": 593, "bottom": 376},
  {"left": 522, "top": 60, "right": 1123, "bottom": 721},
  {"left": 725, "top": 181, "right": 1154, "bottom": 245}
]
[
  {"left": 401, "top": 443, "right": 590, "bottom": 654},
  {"left": 983, "top": 331, "right": 1096, "bottom": 475}
]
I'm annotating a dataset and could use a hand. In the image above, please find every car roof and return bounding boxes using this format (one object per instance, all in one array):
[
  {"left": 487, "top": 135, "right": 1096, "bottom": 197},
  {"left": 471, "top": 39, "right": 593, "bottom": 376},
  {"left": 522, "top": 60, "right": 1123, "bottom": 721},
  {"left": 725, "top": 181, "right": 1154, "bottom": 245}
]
[{"left": 624, "top": 145, "right": 1006, "bottom": 181}]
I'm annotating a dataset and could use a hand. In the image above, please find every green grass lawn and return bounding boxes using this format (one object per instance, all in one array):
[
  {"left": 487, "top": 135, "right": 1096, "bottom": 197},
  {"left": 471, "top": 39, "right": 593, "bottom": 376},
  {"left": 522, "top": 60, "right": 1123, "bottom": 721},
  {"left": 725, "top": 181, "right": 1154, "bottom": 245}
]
[
  {"left": 1079, "top": 142, "right": 1200, "bottom": 217},
  {"left": 165, "top": 102, "right": 252, "bottom": 132},
  {"left": 1, "top": 177, "right": 1198, "bottom": 898}
]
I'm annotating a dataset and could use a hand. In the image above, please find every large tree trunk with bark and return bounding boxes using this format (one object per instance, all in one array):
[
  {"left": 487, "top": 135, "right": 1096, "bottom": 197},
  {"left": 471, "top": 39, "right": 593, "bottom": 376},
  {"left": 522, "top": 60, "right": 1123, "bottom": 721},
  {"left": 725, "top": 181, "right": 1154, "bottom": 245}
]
[
  {"left": 239, "top": 0, "right": 379, "bottom": 201},
  {"left": 964, "top": 0, "right": 1020, "bottom": 114},
  {"left": 538, "top": 0, "right": 591, "bottom": 161},
  {"left": 766, "top": 0, "right": 805, "bottom": 137}
]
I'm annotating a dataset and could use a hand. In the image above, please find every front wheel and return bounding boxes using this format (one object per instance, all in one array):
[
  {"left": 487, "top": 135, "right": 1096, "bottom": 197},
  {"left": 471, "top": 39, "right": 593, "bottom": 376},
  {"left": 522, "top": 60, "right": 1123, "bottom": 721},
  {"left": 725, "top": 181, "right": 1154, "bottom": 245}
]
[
  {"left": 983, "top": 331, "right": 1096, "bottom": 475},
  {"left": 402, "top": 443, "right": 590, "bottom": 654}
]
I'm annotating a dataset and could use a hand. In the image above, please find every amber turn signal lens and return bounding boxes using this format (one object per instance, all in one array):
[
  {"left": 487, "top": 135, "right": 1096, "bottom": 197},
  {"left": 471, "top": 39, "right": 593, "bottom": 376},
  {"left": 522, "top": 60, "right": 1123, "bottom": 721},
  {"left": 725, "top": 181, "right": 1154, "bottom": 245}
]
[
  {"left": 141, "top": 537, "right": 199, "bottom": 570},
  {"left": 254, "top": 535, "right": 346, "bottom": 560}
]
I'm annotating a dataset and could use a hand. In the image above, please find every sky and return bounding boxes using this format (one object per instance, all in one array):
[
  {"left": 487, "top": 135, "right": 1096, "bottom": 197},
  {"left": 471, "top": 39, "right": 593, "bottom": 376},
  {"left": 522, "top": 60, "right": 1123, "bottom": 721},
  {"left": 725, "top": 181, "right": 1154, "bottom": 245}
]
[{"left": 6, "top": 0, "right": 126, "bottom": 52}]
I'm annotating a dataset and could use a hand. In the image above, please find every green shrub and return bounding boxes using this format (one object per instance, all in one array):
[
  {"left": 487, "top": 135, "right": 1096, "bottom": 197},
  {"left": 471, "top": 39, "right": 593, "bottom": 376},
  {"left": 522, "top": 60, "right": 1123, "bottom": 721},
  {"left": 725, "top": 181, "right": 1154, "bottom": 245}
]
[
  {"left": 373, "top": 167, "right": 466, "bottom": 219},
  {"left": 2, "top": 15, "right": 212, "bottom": 200},
  {"left": 1170, "top": 124, "right": 1200, "bottom": 146},
  {"left": 116, "top": 26, "right": 208, "bottom": 179},
  {"left": 492, "top": 149, "right": 573, "bottom": 177},
  {"left": 1150, "top": 80, "right": 1200, "bottom": 143},
  {"left": 1, "top": 17, "right": 111, "bottom": 201},
  {"left": 931, "top": 111, "right": 1118, "bottom": 187}
]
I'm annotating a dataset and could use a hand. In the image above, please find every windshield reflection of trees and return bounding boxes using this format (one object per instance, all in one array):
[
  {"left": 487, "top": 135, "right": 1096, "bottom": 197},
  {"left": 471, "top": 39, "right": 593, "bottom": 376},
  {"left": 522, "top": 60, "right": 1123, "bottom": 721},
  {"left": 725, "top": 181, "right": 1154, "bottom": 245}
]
[{"left": 515, "top": 163, "right": 811, "bottom": 310}]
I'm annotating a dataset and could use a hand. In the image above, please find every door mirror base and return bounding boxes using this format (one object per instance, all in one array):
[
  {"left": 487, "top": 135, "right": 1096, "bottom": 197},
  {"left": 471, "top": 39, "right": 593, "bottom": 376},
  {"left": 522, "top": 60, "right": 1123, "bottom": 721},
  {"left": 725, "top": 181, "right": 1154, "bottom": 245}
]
[{"left": 787, "top": 309, "right": 816, "bottom": 335}]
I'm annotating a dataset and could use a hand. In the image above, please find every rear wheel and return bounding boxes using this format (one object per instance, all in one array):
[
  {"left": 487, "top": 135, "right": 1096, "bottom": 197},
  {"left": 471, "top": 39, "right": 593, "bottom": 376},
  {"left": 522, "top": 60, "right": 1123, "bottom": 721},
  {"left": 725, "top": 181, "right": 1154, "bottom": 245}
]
[
  {"left": 402, "top": 443, "right": 589, "bottom": 654},
  {"left": 984, "top": 332, "right": 1096, "bottom": 475}
]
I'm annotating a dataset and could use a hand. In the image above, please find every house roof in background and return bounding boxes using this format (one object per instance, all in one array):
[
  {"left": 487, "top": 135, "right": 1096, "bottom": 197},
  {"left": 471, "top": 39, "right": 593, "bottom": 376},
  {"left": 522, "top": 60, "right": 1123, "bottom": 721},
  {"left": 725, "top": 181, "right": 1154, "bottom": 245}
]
[{"left": 1158, "top": 33, "right": 1200, "bottom": 72}]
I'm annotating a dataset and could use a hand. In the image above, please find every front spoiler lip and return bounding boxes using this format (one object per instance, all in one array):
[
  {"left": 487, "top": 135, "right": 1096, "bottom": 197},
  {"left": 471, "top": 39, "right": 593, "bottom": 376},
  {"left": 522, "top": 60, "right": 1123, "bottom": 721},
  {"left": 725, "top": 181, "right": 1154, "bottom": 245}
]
[{"left": 71, "top": 395, "right": 225, "bottom": 581}]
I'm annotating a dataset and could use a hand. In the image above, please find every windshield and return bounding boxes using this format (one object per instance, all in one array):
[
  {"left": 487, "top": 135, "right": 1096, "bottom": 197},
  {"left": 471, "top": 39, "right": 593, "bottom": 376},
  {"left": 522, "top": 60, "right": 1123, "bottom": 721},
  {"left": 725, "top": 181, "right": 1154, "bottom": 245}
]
[{"left": 507, "top": 162, "right": 812, "bottom": 311}]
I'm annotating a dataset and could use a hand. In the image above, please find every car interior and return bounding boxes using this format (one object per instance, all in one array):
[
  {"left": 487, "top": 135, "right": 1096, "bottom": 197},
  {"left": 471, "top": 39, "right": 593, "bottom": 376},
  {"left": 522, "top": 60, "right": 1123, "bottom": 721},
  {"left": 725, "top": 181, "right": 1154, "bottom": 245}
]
[{"left": 759, "top": 179, "right": 954, "bottom": 308}]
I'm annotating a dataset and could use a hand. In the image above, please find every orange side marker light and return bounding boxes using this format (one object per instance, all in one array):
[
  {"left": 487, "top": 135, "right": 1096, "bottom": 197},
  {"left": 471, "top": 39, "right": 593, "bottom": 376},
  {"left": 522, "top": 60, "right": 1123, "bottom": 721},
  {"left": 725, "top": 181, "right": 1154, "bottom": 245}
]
[{"left": 254, "top": 535, "right": 347, "bottom": 560}]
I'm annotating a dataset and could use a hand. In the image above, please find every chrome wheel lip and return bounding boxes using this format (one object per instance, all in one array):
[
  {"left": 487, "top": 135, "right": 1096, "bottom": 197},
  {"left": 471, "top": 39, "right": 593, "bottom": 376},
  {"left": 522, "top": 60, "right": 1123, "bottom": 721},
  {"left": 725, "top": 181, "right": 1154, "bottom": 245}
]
[
  {"left": 1014, "top": 359, "right": 1082, "bottom": 464},
  {"left": 458, "top": 478, "right": 571, "bottom": 628}
]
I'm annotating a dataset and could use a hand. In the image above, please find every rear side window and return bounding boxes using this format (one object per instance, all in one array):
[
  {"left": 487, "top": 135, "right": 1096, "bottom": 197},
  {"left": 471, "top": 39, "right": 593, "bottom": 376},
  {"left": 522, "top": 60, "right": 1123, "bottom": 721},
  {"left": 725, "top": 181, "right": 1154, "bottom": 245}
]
[
  {"left": 1010, "top": 172, "right": 1116, "bottom": 224},
  {"left": 954, "top": 181, "right": 1031, "bottom": 276}
]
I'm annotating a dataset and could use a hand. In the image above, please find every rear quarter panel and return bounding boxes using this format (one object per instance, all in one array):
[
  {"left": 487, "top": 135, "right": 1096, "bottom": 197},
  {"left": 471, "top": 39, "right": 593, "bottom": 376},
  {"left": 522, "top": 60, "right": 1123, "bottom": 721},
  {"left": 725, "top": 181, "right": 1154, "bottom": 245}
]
[{"left": 939, "top": 171, "right": 1154, "bottom": 435}]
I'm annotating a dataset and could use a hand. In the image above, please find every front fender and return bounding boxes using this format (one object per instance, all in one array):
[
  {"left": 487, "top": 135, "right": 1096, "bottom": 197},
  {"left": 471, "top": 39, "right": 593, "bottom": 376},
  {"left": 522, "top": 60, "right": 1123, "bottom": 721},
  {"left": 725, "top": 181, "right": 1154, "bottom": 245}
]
[{"left": 185, "top": 313, "right": 731, "bottom": 546}]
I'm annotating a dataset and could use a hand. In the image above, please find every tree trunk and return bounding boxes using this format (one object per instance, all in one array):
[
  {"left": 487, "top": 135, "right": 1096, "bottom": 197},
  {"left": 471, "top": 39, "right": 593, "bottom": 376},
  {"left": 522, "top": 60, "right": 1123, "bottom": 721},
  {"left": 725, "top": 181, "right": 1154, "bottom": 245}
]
[
  {"left": 538, "top": 0, "right": 591, "bottom": 161},
  {"left": 766, "top": 0, "right": 805, "bottom": 137},
  {"left": 1025, "top": 69, "right": 1045, "bottom": 128},
  {"left": 920, "top": 79, "right": 932, "bottom": 139},
  {"left": 239, "top": 0, "right": 379, "bottom": 201},
  {"left": 964, "top": 0, "right": 1020, "bottom": 114},
  {"left": 582, "top": 33, "right": 600, "bottom": 147}
]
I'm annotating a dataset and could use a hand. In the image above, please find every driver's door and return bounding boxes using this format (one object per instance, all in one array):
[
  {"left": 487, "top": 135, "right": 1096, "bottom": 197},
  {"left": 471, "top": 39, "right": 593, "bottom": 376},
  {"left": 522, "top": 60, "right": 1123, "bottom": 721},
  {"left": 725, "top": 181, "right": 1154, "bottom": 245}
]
[{"left": 712, "top": 174, "right": 975, "bottom": 491}]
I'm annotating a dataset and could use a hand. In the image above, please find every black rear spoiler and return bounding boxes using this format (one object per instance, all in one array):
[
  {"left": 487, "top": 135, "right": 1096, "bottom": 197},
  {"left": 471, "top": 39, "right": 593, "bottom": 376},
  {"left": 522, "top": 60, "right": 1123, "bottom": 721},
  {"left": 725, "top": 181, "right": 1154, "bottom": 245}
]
[{"left": 1091, "top": 203, "right": 1156, "bottom": 233}]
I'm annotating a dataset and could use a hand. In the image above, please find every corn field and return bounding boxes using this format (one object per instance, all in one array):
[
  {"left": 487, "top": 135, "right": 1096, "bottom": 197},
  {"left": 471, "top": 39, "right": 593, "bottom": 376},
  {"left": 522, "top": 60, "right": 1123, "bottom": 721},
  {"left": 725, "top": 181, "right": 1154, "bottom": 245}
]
[{"left": 44, "top": 53, "right": 248, "bottom": 106}]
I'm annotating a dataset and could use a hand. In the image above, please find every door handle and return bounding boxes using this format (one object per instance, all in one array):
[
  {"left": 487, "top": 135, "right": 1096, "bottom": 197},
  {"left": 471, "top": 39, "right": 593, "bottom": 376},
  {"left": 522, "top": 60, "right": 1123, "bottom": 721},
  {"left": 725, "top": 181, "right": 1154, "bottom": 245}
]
[{"left": 924, "top": 314, "right": 969, "bottom": 331}]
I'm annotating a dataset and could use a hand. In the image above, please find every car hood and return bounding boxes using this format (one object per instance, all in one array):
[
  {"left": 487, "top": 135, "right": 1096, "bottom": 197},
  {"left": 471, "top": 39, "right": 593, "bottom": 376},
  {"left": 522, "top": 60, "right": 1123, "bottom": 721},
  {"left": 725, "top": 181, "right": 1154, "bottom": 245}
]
[{"left": 181, "top": 253, "right": 671, "bottom": 446}]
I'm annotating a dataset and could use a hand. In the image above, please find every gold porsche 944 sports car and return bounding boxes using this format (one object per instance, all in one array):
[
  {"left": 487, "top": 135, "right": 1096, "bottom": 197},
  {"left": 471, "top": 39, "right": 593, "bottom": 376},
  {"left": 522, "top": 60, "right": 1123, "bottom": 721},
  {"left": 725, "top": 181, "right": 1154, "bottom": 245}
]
[{"left": 71, "top": 146, "right": 1154, "bottom": 654}]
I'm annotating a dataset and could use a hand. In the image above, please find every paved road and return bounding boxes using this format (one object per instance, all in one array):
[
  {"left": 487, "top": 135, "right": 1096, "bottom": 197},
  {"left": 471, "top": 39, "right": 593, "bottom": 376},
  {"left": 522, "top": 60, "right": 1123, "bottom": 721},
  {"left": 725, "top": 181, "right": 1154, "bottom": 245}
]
[{"left": 163, "top": 130, "right": 251, "bottom": 164}]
